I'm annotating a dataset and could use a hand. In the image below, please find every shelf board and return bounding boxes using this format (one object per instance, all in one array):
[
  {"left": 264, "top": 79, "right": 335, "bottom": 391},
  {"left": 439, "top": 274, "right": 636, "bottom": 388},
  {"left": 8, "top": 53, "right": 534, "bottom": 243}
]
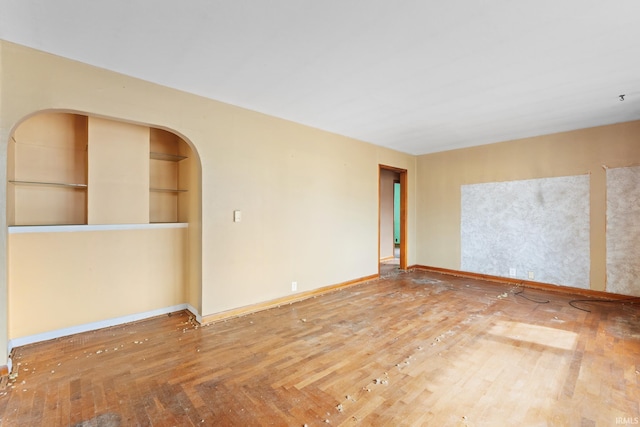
[
  {"left": 149, "top": 188, "right": 188, "bottom": 193},
  {"left": 9, "top": 180, "right": 87, "bottom": 189},
  {"left": 150, "top": 152, "right": 187, "bottom": 162}
]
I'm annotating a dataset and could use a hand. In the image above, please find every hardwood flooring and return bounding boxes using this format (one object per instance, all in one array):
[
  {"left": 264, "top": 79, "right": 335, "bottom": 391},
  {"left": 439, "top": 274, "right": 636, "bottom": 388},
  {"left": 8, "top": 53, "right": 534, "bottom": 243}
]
[{"left": 1, "top": 270, "right": 639, "bottom": 426}]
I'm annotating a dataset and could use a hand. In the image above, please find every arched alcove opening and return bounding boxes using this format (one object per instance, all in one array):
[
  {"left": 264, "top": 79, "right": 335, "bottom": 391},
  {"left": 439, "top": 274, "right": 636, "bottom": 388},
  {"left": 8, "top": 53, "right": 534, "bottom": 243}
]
[{"left": 6, "top": 111, "right": 202, "bottom": 346}]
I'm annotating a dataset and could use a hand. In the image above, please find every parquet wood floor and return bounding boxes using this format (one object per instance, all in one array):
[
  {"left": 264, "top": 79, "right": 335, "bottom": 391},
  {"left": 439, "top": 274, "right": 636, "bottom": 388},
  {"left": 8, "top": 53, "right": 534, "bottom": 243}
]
[{"left": 1, "top": 270, "right": 639, "bottom": 426}]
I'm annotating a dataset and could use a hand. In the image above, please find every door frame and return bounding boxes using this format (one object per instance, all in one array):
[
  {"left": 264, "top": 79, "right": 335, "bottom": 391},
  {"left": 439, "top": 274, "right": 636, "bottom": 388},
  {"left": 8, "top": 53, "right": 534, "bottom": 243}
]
[{"left": 378, "top": 164, "right": 407, "bottom": 273}]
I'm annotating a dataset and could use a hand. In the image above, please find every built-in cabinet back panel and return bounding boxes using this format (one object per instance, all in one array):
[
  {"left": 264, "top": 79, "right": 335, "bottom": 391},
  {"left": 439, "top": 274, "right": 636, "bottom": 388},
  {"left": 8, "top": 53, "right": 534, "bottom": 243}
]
[
  {"left": 149, "top": 191, "right": 179, "bottom": 223},
  {"left": 12, "top": 113, "right": 87, "bottom": 184},
  {"left": 12, "top": 187, "right": 87, "bottom": 226},
  {"left": 88, "top": 117, "right": 149, "bottom": 224}
]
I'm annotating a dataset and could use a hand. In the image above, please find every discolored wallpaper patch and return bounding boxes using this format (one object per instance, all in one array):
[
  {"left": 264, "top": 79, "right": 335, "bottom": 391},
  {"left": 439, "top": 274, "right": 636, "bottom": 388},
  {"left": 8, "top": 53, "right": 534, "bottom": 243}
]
[
  {"left": 606, "top": 166, "right": 640, "bottom": 297},
  {"left": 461, "top": 175, "right": 590, "bottom": 289}
]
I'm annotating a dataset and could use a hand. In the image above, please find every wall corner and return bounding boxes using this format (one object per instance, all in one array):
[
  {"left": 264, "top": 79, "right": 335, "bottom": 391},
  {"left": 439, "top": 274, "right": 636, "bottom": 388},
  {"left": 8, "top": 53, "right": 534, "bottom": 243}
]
[{"left": 0, "top": 40, "right": 11, "bottom": 368}]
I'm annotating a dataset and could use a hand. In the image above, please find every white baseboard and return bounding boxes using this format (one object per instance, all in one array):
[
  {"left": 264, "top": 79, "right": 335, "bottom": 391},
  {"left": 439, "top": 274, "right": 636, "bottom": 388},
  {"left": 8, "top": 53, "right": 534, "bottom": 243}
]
[
  {"left": 185, "top": 303, "right": 202, "bottom": 323},
  {"left": 7, "top": 303, "right": 201, "bottom": 358}
]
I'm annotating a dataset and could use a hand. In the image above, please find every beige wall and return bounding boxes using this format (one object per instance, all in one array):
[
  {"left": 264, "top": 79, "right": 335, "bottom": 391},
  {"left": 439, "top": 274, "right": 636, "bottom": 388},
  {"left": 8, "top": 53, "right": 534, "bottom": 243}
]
[
  {"left": 8, "top": 226, "right": 186, "bottom": 338},
  {"left": 0, "top": 41, "right": 416, "bottom": 367},
  {"left": 415, "top": 120, "right": 640, "bottom": 292}
]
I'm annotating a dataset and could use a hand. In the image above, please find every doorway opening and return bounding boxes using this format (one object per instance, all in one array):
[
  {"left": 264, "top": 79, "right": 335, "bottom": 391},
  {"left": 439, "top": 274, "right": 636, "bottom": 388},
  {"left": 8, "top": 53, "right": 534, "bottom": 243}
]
[{"left": 379, "top": 165, "right": 407, "bottom": 277}]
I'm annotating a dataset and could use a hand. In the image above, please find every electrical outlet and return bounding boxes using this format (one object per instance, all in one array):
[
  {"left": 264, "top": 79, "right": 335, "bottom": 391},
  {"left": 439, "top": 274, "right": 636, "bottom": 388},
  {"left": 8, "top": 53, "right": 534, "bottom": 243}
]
[
  {"left": 509, "top": 267, "right": 516, "bottom": 277},
  {"left": 291, "top": 281, "right": 297, "bottom": 292},
  {"left": 528, "top": 271, "right": 534, "bottom": 279}
]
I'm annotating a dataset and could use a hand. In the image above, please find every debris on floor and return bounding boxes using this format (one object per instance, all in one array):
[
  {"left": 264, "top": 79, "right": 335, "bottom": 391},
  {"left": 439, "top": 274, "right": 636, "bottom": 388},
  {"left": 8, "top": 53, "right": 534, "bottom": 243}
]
[{"left": 431, "top": 333, "right": 447, "bottom": 346}]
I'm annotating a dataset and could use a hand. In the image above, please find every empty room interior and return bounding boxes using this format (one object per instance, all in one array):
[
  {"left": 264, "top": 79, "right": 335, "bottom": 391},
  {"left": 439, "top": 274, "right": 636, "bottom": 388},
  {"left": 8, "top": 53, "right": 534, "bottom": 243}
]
[{"left": 1, "top": 2, "right": 639, "bottom": 426}]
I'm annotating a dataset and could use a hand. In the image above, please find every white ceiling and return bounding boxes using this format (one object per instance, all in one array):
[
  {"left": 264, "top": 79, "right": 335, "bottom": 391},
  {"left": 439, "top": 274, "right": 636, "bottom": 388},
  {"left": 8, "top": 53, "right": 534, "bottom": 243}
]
[{"left": 1, "top": 1, "right": 639, "bottom": 155}]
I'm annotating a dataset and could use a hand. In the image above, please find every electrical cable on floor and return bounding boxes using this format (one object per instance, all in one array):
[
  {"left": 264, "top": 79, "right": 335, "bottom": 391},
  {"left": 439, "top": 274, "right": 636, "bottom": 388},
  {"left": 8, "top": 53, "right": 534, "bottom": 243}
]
[
  {"left": 568, "top": 297, "right": 640, "bottom": 313},
  {"left": 513, "top": 288, "right": 550, "bottom": 304},
  {"left": 511, "top": 283, "right": 550, "bottom": 304}
]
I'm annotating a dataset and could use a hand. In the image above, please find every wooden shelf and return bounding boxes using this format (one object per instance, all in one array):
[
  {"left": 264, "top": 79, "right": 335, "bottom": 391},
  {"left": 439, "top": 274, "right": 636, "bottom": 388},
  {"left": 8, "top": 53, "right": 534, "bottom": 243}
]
[
  {"left": 149, "top": 188, "right": 188, "bottom": 193},
  {"left": 9, "top": 180, "right": 87, "bottom": 189},
  {"left": 150, "top": 152, "right": 187, "bottom": 162}
]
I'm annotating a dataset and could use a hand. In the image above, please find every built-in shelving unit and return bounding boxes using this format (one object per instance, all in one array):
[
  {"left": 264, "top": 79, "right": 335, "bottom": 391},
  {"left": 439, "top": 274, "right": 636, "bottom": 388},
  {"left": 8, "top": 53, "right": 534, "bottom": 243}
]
[
  {"left": 7, "top": 113, "right": 88, "bottom": 226},
  {"left": 7, "top": 112, "right": 199, "bottom": 346},
  {"left": 149, "top": 128, "right": 190, "bottom": 223},
  {"left": 8, "top": 113, "right": 193, "bottom": 226}
]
